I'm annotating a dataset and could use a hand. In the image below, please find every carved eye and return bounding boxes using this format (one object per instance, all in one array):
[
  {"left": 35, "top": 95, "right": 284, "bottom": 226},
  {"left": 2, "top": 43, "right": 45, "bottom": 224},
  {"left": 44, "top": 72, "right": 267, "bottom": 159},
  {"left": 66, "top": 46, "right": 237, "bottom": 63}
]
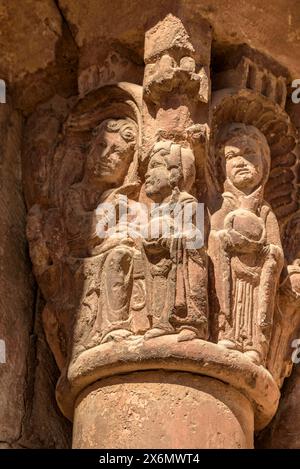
[
  {"left": 97, "top": 141, "right": 107, "bottom": 149},
  {"left": 151, "top": 161, "right": 161, "bottom": 168},
  {"left": 110, "top": 144, "right": 120, "bottom": 153},
  {"left": 225, "top": 152, "right": 236, "bottom": 160},
  {"left": 246, "top": 153, "right": 256, "bottom": 160}
]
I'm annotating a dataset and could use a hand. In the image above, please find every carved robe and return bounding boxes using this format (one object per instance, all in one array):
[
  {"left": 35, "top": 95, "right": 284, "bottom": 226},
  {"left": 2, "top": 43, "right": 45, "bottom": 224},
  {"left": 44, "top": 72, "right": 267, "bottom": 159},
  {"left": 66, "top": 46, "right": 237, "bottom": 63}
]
[
  {"left": 209, "top": 179, "right": 283, "bottom": 362},
  {"left": 64, "top": 181, "right": 142, "bottom": 344},
  {"left": 142, "top": 190, "right": 208, "bottom": 338}
]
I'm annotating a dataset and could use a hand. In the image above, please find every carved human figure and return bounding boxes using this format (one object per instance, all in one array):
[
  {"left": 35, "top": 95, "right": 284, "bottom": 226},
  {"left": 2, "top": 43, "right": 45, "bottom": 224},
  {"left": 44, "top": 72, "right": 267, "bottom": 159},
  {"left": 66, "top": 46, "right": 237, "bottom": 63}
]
[
  {"left": 142, "top": 140, "right": 208, "bottom": 341},
  {"left": 63, "top": 118, "right": 142, "bottom": 344},
  {"left": 209, "top": 123, "right": 284, "bottom": 364},
  {"left": 64, "top": 118, "right": 138, "bottom": 254}
]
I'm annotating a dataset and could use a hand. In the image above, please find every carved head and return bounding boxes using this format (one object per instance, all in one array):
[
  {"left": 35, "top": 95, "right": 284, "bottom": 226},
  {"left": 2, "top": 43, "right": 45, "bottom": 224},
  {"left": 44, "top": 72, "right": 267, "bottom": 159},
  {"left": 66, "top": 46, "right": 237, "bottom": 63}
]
[
  {"left": 145, "top": 140, "right": 195, "bottom": 203},
  {"left": 85, "top": 118, "right": 137, "bottom": 186},
  {"left": 217, "top": 124, "right": 270, "bottom": 194}
]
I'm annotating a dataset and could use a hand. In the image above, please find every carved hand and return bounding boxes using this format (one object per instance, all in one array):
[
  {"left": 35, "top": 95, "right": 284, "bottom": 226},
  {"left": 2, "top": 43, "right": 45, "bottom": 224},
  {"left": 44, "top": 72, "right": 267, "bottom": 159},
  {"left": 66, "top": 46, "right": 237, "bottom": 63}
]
[{"left": 227, "top": 228, "right": 264, "bottom": 253}]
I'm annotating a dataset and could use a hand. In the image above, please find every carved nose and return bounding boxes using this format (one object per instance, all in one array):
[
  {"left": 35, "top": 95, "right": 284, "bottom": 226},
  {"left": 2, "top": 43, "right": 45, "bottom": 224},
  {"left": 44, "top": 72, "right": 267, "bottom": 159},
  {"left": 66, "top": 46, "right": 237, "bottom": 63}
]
[{"left": 101, "top": 146, "right": 110, "bottom": 157}]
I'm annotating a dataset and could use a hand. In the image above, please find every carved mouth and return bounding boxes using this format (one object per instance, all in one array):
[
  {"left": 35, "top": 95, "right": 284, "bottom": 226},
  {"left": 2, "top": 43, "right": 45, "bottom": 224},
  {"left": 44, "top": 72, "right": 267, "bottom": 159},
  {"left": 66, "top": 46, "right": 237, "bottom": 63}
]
[
  {"left": 235, "top": 168, "right": 251, "bottom": 175},
  {"left": 97, "top": 161, "right": 114, "bottom": 171}
]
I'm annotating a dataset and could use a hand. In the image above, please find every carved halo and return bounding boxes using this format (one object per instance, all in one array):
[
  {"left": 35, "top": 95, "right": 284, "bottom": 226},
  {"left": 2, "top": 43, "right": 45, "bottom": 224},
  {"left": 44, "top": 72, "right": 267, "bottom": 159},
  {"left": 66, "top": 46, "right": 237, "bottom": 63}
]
[
  {"left": 209, "top": 88, "right": 299, "bottom": 230},
  {"left": 50, "top": 82, "right": 143, "bottom": 208}
]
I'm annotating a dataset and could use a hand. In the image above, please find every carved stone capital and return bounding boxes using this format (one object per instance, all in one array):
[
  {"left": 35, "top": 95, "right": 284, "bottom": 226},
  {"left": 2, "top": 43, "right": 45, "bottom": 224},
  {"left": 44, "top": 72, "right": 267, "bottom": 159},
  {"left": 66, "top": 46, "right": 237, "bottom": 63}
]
[{"left": 23, "top": 16, "right": 300, "bottom": 449}]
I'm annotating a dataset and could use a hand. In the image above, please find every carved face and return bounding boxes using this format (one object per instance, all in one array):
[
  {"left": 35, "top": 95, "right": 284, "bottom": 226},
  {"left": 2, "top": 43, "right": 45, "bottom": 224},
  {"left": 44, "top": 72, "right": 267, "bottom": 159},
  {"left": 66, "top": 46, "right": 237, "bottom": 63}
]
[
  {"left": 225, "top": 136, "right": 265, "bottom": 192},
  {"left": 86, "top": 120, "right": 136, "bottom": 186},
  {"left": 145, "top": 149, "right": 173, "bottom": 203}
]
